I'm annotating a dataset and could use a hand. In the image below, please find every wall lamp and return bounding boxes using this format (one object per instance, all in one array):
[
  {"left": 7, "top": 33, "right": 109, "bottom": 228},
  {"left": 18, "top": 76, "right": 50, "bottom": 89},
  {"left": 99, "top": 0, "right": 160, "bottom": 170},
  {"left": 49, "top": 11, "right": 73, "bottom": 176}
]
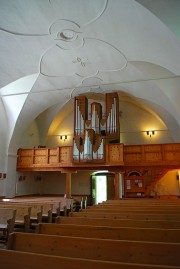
[
  {"left": 146, "top": 131, "right": 155, "bottom": 138},
  {"left": 60, "top": 135, "right": 67, "bottom": 141}
]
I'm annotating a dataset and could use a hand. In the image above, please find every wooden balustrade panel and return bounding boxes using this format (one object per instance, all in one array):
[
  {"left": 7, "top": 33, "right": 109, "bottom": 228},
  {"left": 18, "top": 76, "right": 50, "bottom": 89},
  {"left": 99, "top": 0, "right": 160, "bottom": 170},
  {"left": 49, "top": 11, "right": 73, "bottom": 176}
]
[
  {"left": 108, "top": 144, "right": 123, "bottom": 164},
  {"left": 59, "top": 146, "right": 72, "bottom": 166},
  {"left": 48, "top": 148, "right": 59, "bottom": 164},
  {"left": 16, "top": 143, "right": 180, "bottom": 171}
]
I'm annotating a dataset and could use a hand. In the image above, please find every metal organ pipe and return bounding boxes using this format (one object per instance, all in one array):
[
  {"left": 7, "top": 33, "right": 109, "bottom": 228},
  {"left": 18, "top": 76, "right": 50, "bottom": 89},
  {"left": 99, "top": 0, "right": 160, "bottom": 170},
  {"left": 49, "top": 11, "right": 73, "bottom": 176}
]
[
  {"left": 114, "top": 98, "right": 117, "bottom": 133},
  {"left": 75, "top": 99, "right": 78, "bottom": 135},
  {"left": 91, "top": 105, "right": 96, "bottom": 132},
  {"left": 112, "top": 103, "right": 114, "bottom": 133}
]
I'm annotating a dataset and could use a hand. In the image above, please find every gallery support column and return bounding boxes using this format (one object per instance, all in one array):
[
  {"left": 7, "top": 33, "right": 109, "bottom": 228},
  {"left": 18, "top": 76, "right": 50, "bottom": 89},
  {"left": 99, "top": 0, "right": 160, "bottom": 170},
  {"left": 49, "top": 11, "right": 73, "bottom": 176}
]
[
  {"left": 119, "top": 173, "right": 124, "bottom": 199},
  {"left": 114, "top": 172, "right": 119, "bottom": 200},
  {"left": 114, "top": 172, "right": 124, "bottom": 199},
  {"left": 65, "top": 172, "right": 72, "bottom": 198}
]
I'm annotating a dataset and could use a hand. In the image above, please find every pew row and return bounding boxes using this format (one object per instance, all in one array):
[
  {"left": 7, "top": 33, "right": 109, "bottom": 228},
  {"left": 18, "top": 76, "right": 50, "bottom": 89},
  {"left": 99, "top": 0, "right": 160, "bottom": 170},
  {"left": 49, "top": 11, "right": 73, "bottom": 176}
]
[
  {"left": 56, "top": 216, "right": 180, "bottom": 229},
  {"left": 6, "top": 197, "right": 73, "bottom": 215},
  {"left": 7, "top": 232, "right": 180, "bottom": 266},
  {"left": 0, "top": 208, "right": 16, "bottom": 239},
  {"left": 86, "top": 205, "right": 180, "bottom": 210},
  {"left": 0, "top": 202, "right": 51, "bottom": 226},
  {"left": 81, "top": 208, "right": 180, "bottom": 214},
  {"left": 0, "top": 249, "right": 178, "bottom": 269},
  {"left": 37, "top": 223, "right": 180, "bottom": 243},
  {"left": 101, "top": 200, "right": 180, "bottom": 206},
  {"left": 69, "top": 211, "right": 180, "bottom": 221},
  {"left": 0, "top": 204, "right": 31, "bottom": 232}
]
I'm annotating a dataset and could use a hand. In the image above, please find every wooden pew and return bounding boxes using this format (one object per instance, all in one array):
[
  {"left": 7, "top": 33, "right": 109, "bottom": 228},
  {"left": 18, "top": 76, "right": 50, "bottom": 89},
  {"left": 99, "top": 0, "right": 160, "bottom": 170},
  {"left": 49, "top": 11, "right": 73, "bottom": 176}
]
[
  {"left": 0, "top": 208, "right": 16, "bottom": 239},
  {"left": 56, "top": 216, "right": 180, "bottom": 229},
  {"left": 81, "top": 208, "right": 180, "bottom": 214},
  {"left": 7, "top": 232, "right": 180, "bottom": 266},
  {"left": 0, "top": 204, "right": 31, "bottom": 232},
  {"left": 0, "top": 201, "right": 43, "bottom": 226},
  {"left": 87, "top": 204, "right": 180, "bottom": 210},
  {"left": 69, "top": 211, "right": 180, "bottom": 221},
  {"left": 37, "top": 223, "right": 180, "bottom": 243},
  {"left": 16, "top": 202, "right": 52, "bottom": 223},
  {"left": 102, "top": 199, "right": 180, "bottom": 205},
  {"left": 8, "top": 196, "right": 73, "bottom": 216},
  {"left": 0, "top": 249, "right": 177, "bottom": 269}
]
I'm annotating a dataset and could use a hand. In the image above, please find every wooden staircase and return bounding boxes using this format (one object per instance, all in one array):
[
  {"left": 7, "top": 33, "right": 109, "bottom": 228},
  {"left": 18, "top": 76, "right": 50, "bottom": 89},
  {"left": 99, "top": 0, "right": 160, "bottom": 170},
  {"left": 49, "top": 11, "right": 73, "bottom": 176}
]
[{"left": 144, "top": 169, "right": 168, "bottom": 196}]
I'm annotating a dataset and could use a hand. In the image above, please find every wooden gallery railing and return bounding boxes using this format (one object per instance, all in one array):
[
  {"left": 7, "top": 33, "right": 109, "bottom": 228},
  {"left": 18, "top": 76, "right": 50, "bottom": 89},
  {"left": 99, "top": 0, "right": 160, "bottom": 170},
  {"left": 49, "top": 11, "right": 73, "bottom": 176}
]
[{"left": 17, "top": 143, "right": 180, "bottom": 172}]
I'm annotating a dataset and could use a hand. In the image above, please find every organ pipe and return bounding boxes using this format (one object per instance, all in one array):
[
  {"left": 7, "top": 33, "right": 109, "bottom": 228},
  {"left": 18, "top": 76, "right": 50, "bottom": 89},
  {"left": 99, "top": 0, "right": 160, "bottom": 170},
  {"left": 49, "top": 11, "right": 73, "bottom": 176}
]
[{"left": 73, "top": 93, "right": 119, "bottom": 162}]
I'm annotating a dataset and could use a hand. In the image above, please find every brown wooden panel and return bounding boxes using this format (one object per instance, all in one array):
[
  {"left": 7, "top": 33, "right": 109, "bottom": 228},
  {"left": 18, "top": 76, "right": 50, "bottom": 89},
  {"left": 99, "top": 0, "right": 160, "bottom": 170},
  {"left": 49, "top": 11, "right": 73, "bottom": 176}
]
[
  {"left": 60, "top": 147, "right": 72, "bottom": 165},
  {"left": 144, "top": 152, "right": 162, "bottom": 161},
  {"left": 144, "top": 145, "right": 161, "bottom": 152},
  {"left": 164, "top": 143, "right": 180, "bottom": 151},
  {"left": 124, "top": 145, "right": 141, "bottom": 153},
  {"left": 48, "top": 156, "right": 58, "bottom": 164},
  {"left": 124, "top": 153, "right": 142, "bottom": 162},
  {"left": 108, "top": 144, "right": 123, "bottom": 163},
  {"left": 18, "top": 156, "right": 33, "bottom": 166},
  {"left": 164, "top": 151, "right": 180, "bottom": 161},
  {"left": 34, "top": 149, "right": 48, "bottom": 156},
  {"left": 19, "top": 149, "right": 33, "bottom": 156},
  {"left": 49, "top": 148, "right": 58, "bottom": 155},
  {"left": 34, "top": 156, "right": 47, "bottom": 164}
]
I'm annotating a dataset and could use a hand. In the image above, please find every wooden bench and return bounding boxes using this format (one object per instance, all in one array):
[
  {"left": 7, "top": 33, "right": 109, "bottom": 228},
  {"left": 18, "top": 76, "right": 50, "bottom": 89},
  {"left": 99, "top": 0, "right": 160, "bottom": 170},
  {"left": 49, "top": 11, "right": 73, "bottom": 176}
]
[
  {"left": 0, "top": 204, "right": 31, "bottom": 232},
  {"left": 81, "top": 208, "right": 180, "bottom": 214},
  {"left": 56, "top": 216, "right": 180, "bottom": 229},
  {"left": 16, "top": 202, "right": 52, "bottom": 223},
  {"left": 101, "top": 199, "right": 180, "bottom": 206},
  {"left": 7, "top": 232, "right": 180, "bottom": 266},
  {"left": 8, "top": 197, "right": 73, "bottom": 216},
  {"left": 102, "top": 199, "right": 179, "bottom": 203},
  {"left": 87, "top": 204, "right": 180, "bottom": 210},
  {"left": 0, "top": 249, "right": 177, "bottom": 269},
  {"left": 69, "top": 211, "right": 180, "bottom": 221},
  {"left": 0, "top": 201, "right": 43, "bottom": 226},
  {"left": 0, "top": 208, "right": 16, "bottom": 239},
  {"left": 37, "top": 222, "right": 180, "bottom": 243}
]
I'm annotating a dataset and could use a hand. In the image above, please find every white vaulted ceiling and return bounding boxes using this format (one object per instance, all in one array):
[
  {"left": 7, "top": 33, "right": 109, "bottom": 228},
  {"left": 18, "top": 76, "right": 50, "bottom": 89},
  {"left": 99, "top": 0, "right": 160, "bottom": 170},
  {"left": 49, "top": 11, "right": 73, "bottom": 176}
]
[{"left": 0, "top": 0, "right": 180, "bottom": 152}]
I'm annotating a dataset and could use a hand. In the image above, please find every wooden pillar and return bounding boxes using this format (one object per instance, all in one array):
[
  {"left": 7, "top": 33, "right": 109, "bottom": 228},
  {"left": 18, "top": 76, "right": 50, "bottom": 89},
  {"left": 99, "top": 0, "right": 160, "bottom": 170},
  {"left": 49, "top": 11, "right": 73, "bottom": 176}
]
[
  {"left": 114, "top": 172, "right": 120, "bottom": 200},
  {"left": 114, "top": 172, "right": 124, "bottom": 200},
  {"left": 65, "top": 172, "right": 72, "bottom": 198}
]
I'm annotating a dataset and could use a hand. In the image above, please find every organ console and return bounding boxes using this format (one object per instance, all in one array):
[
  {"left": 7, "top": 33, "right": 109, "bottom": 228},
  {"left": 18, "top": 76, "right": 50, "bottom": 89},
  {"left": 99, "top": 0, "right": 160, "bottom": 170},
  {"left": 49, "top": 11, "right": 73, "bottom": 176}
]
[{"left": 73, "top": 93, "right": 120, "bottom": 163}]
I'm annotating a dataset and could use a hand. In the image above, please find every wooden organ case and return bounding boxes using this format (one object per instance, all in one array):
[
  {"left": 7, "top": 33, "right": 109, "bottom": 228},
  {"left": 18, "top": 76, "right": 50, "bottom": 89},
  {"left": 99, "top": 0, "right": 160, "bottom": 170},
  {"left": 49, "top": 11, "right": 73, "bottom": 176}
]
[{"left": 73, "top": 93, "right": 120, "bottom": 163}]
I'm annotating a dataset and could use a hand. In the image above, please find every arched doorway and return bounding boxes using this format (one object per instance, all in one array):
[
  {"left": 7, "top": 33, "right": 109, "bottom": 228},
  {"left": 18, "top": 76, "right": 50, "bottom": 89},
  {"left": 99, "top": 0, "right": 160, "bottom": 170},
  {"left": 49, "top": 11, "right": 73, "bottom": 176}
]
[{"left": 91, "top": 171, "right": 115, "bottom": 205}]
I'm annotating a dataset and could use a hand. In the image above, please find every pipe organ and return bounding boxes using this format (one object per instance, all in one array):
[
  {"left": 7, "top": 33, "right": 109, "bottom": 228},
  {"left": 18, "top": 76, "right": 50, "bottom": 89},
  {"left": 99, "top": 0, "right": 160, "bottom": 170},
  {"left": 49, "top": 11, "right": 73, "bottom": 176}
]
[{"left": 73, "top": 93, "right": 119, "bottom": 163}]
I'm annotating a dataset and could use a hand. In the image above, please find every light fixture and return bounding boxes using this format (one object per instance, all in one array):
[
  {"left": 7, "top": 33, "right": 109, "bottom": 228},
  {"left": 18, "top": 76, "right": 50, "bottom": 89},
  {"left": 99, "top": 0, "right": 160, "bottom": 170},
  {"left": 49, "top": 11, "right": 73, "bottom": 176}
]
[
  {"left": 60, "top": 135, "right": 67, "bottom": 141},
  {"left": 146, "top": 131, "right": 155, "bottom": 138}
]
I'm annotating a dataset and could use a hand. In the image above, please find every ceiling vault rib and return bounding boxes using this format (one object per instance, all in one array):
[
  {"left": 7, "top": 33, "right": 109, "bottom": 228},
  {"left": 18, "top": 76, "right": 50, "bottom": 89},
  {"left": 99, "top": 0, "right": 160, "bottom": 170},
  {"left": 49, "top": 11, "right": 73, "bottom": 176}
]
[{"left": 1, "top": 75, "right": 179, "bottom": 97}]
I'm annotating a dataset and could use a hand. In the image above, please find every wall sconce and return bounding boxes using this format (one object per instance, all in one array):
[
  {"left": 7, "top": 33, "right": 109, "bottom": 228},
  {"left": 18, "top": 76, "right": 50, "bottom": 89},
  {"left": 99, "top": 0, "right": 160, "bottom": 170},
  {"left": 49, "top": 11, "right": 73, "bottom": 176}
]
[
  {"left": 60, "top": 135, "right": 67, "bottom": 141},
  {"left": 146, "top": 131, "right": 155, "bottom": 138}
]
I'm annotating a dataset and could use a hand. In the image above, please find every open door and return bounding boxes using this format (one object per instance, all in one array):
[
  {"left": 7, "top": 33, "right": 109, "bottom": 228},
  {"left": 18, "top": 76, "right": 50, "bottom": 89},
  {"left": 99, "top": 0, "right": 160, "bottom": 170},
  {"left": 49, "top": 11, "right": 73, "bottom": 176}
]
[{"left": 91, "top": 172, "right": 115, "bottom": 205}]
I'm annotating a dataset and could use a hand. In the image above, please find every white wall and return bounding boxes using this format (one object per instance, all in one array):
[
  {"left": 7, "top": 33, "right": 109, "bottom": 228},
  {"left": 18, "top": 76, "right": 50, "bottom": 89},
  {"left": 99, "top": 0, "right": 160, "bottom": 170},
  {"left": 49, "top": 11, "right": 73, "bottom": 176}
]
[
  {"left": 41, "top": 172, "right": 66, "bottom": 195},
  {"left": 2, "top": 98, "right": 175, "bottom": 198},
  {"left": 46, "top": 112, "right": 74, "bottom": 147},
  {"left": 119, "top": 101, "right": 172, "bottom": 145},
  {"left": 72, "top": 170, "right": 92, "bottom": 195},
  {"left": 45, "top": 99, "right": 173, "bottom": 147}
]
